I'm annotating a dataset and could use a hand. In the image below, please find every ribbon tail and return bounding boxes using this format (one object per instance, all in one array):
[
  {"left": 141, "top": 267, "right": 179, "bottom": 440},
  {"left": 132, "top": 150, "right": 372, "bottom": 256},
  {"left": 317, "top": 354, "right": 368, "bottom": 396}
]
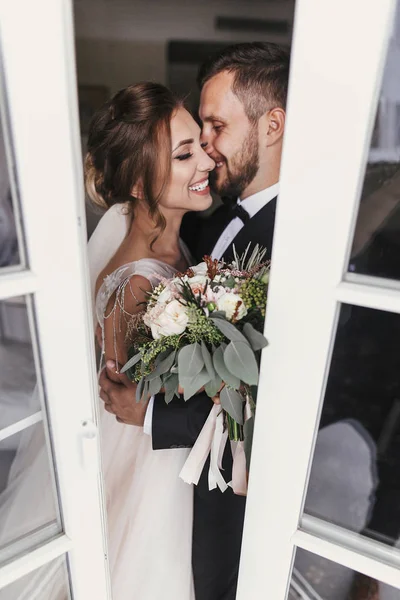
[
  {"left": 208, "top": 411, "right": 229, "bottom": 492},
  {"left": 179, "top": 404, "right": 219, "bottom": 486},
  {"left": 229, "top": 440, "right": 248, "bottom": 496},
  {"left": 218, "top": 429, "right": 229, "bottom": 470}
]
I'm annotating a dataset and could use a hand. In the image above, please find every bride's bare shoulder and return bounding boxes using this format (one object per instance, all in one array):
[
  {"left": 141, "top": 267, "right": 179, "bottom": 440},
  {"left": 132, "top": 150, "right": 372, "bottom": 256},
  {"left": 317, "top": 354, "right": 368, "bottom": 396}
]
[{"left": 94, "top": 239, "right": 145, "bottom": 299}]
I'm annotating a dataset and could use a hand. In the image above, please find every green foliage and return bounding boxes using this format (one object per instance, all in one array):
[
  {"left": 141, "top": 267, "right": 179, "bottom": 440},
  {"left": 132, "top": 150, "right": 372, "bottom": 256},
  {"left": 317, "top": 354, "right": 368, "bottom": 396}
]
[
  {"left": 240, "top": 278, "right": 267, "bottom": 317},
  {"left": 186, "top": 305, "right": 225, "bottom": 345}
]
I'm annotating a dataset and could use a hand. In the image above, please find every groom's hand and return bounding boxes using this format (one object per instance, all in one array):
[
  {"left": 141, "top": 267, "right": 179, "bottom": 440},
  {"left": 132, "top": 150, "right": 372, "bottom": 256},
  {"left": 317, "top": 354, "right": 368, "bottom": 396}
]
[{"left": 99, "top": 360, "right": 147, "bottom": 426}]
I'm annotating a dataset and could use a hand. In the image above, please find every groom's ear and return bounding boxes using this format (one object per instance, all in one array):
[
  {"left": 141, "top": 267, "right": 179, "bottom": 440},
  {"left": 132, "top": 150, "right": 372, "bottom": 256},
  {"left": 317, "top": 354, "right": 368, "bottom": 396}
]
[{"left": 264, "top": 107, "right": 286, "bottom": 147}]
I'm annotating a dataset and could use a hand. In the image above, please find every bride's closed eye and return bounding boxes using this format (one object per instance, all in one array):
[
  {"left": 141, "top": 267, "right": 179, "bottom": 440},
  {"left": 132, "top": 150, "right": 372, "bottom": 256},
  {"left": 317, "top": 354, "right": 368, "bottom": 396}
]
[{"left": 176, "top": 152, "right": 193, "bottom": 161}]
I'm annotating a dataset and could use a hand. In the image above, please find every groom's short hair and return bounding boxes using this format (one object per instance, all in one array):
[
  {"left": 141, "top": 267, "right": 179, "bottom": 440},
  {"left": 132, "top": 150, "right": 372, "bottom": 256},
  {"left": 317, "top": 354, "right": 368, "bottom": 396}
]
[{"left": 197, "top": 42, "right": 290, "bottom": 122}]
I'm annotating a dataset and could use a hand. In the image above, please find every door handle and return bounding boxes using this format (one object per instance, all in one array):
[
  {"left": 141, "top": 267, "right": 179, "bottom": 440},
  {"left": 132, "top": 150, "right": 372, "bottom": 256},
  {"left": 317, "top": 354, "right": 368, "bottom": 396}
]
[{"left": 81, "top": 419, "right": 99, "bottom": 474}]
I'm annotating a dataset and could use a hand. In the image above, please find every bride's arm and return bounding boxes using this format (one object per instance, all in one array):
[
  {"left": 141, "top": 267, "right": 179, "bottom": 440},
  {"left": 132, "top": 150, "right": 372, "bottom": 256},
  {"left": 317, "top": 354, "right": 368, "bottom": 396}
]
[
  {"left": 102, "top": 274, "right": 152, "bottom": 383},
  {"left": 100, "top": 275, "right": 153, "bottom": 426}
]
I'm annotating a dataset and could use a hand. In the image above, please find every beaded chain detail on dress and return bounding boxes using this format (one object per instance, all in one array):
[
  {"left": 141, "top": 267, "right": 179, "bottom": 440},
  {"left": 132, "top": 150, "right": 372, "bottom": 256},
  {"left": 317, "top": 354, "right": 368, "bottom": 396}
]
[{"left": 95, "top": 259, "right": 179, "bottom": 372}]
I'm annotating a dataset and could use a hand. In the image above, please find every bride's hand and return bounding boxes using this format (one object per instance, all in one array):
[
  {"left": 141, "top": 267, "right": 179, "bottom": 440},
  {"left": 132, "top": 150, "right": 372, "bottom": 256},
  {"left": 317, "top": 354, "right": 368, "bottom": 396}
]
[{"left": 99, "top": 361, "right": 148, "bottom": 426}]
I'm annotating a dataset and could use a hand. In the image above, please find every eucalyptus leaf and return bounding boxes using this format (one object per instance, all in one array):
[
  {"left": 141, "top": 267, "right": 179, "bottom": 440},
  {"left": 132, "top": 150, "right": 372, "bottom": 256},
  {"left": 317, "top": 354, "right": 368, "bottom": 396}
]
[
  {"left": 219, "top": 386, "right": 244, "bottom": 425},
  {"left": 205, "top": 376, "right": 222, "bottom": 398},
  {"left": 181, "top": 367, "right": 211, "bottom": 401},
  {"left": 243, "top": 416, "right": 255, "bottom": 470},
  {"left": 164, "top": 373, "right": 179, "bottom": 404},
  {"left": 136, "top": 377, "right": 149, "bottom": 403},
  {"left": 201, "top": 341, "right": 216, "bottom": 380},
  {"left": 136, "top": 377, "right": 144, "bottom": 403},
  {"left": 178, "top": 375, "right": 192, "bottom": 391},
  {"left": 178, "top": 343, "right": 204, "bottom": 380},
  {"left": 223, "top": 277, "right": 236, "bottom": 289},
  {"left": 243, "top": 322, "right": 268, "bottom": 351},
  {"left": 154, "top": 349, "right": 172, "bottom": 366},
  {"left": 142, "top": 380, "right": 149, "bottom": 403},
  {"left": 209, "top": 311, "right": 227, "bottom": 319},
  {"left": 224, "top": 341, "right": 259, "bottom": 386},
  {"left": 211, "top": 317, "right": 250, "bottom": 345},
  {"left": 121, "top": 352, "right": 141, "bottom": 374},
  {"left": 148, "top": 375, "right": 162, "bottom": 397},
  {"left": 213, "top": 345, "right": 240, "bottom": 390},
  {"left": 151, "top": 350, "right": 176, "bottom": 377}
]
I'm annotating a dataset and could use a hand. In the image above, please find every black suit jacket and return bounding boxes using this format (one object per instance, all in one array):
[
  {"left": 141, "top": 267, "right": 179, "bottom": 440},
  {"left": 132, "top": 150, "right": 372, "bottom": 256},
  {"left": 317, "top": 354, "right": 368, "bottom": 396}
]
[{"left": 152, "top": 197, "right": 277, "bottom": 449}]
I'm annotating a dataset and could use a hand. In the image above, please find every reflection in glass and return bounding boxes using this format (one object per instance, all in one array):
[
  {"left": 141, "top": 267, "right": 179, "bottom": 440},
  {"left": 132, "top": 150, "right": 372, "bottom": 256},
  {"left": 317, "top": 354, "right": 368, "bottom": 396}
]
[
  {"left": 0, "top": 295, "right": 62, "bottom": 564},
  {"left": 350, "top": 0, "right": 400, "bottom": 281},
  {"left": 0, "top": 555, "right": 72, "bottom": 599},
  {"left": 0, "top": 98, "right": 22, "bottom": 270},
  {"left": 290, "top": 547, "right": 400, "bottom": 599},
  {"left": 0, "top": 421, "right": 61, "bottom": 565},
  {"left": 0, "top": 297, "right": 38, "bottom": 429},
  {"left": 305, "top": 304, "right": 400, "bottom": 547}
]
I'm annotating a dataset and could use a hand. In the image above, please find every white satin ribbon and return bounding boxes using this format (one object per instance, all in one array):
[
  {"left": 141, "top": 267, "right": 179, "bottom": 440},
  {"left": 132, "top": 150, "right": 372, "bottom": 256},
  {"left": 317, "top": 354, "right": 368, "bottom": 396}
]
[
  {"left": 229, "top": 441, "right": 247, "bottom": 495},
  {"left": 208, "top": 411, "right": 229, "bottom": 492},
  {"left": 179, "top": 395, "right": 253, "bottom": 495},
  {"left": 229, "top": 395, "right": 253, "bottom": 495},
  {"left": 179, "top": 405, "right": 229, "bottom": 492}
]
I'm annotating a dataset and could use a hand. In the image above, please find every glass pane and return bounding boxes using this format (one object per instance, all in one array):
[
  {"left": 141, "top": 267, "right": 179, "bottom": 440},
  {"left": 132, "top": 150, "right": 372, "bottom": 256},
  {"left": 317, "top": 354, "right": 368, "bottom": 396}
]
[
  {"left": 0, "top": 69, "right": 25, "bottom": 270},
  {"left": 349, "top": 0, "right": 400, "bottom": 280},
  {"left": 290, "top": 547, "right": 400, "bottom": 599},
  {"left": 0, "top": 555, "right": 72, "bottom": 599},
  {"left": 304, "top": 304, "right": 400, "bottom": 547},
  {"left": 0, "top": 421, "right": 61, "bottom": 565},
  {"left": 0, "top": 297, "right": 39, "bottom": 429}
]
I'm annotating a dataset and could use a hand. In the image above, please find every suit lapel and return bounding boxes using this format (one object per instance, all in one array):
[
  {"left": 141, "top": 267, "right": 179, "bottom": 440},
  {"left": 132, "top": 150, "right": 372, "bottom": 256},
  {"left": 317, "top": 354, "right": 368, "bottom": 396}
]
[
  {"left": 195, "top": 195, "right": 278, "bottom": 263},
  {"left": 222, "top": 196, "right": 277, "bottom": 262}
]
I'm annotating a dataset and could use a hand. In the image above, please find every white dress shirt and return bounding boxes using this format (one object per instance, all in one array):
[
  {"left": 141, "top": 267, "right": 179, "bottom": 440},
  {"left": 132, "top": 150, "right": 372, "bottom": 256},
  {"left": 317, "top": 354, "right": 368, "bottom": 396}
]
[
  {"left": 143, "top": 182, "right": 279, "bottom": 435},
  {"left": 210, "top": 183, "right": 279, "bottom": 260}
]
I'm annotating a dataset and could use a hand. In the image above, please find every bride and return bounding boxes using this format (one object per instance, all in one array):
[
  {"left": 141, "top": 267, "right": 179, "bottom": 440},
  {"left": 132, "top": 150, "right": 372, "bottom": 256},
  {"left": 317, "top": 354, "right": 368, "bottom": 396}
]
[
  {"left": 88, "top": 82, "right": 214, "bottom": 599},
  {"left": 0, "top": 82, "right": 214, "bottom": 599}
]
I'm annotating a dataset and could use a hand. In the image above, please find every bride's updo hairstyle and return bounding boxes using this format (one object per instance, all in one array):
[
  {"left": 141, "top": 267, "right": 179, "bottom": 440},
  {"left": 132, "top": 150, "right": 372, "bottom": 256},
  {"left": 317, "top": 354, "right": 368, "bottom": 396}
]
[{"left": 85, "top": 82, "right": 182, "bottom": 241}]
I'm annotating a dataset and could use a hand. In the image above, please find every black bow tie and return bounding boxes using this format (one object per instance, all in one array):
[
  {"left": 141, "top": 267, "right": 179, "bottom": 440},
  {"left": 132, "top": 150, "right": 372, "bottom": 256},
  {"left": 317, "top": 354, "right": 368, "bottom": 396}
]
[{"left": 231, "top": 203, "right": 250, "bottom": 224}]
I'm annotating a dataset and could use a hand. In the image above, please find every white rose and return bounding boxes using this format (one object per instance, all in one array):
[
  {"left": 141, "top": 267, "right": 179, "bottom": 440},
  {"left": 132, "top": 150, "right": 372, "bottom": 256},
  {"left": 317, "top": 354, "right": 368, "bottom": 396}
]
[
  {"left": 190, "top": 274, "right": 207, "bottom": 285},
  {"left": 154, "top": 299, "right": 189, "bottom": 338},
  {"left": 150, "top": 321, "right": 163, "bottom": 340},
  {"left": 189, "top": 274, "right": 208, "bottom": 296},
  {"left": 216, "top": 292, "right": 248, "bottom": 321},
  {"left": 157, "top": 286, "right": 174, "bottom": 304},
  {"left": 191, "top": 262, "right": 208, "bottom": 276},
  {"left": 144, "top": 304, "right": 164, "bottom": 338}
]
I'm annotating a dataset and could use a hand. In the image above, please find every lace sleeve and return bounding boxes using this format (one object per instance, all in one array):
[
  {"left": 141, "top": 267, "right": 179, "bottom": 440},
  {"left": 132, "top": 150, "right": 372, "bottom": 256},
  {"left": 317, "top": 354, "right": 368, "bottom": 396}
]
[{"left": 102, "top": 274, "right": 153, "bottom": 374}]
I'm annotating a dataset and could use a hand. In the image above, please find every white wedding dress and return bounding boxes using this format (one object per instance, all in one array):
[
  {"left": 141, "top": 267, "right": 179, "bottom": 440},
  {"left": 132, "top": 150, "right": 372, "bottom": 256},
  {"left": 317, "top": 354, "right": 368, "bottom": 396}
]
[
  {"left": 0, "top": 204, "right": 195, "bottom": 599},
  {"left": 95, "top": 256, "right": 195, "bottom": 600}
]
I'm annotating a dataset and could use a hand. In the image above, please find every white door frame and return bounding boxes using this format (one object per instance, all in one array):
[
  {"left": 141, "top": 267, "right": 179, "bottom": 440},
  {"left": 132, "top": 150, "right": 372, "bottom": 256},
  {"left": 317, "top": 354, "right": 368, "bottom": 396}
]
[
  {"left": 0, "top": 0, "right": 108, "bottom": 597},
  {"left": 238, "top": 0, "right": 400, "bottom": 596}
]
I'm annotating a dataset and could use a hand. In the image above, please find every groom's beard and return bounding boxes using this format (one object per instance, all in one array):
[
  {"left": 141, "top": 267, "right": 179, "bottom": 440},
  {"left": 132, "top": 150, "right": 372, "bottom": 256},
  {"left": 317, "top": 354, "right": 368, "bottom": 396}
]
[{"left": 209, "top": 127, "right": 260, "bottom": 199}]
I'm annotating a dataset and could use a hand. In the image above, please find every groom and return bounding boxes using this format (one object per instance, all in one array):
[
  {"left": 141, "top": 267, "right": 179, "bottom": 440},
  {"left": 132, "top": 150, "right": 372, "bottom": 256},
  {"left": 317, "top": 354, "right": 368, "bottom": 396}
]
[
  {"left": 100, "top": 41, "right": 289, "bottom": 600},
  {"left": 152, "top": 42, "right": 288, "bottom": 600}
]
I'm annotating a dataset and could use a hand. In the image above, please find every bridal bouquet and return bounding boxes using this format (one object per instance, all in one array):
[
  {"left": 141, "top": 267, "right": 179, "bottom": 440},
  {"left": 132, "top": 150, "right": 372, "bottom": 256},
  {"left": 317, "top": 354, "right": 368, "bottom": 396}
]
[{"left": 122, "top": 245, "right": 269, "bottom": 493}]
